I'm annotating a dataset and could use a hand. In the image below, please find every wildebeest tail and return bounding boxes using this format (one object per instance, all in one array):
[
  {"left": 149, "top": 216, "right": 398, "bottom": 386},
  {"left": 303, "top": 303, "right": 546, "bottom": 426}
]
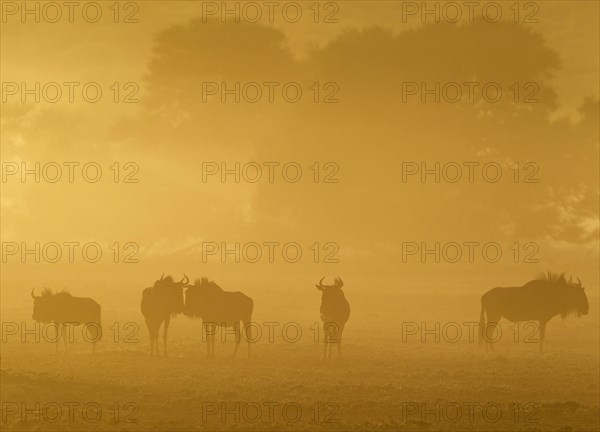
[
  {"left": 94, "top": 304, "right": 103, "bottom": 341},
  {"left": 97, "top": 316, "right": 103, "bottom": 341},
  {"left": 244, "top": 297, "right": 254, "bottom": 341},
  {"left": 478, "top": 299, "right": 486, "bottom": 346}
]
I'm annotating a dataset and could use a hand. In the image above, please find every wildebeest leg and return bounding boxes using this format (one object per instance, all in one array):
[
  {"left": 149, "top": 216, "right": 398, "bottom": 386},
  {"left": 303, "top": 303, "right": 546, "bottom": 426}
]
[
  {"left": 88, "top": 324, "right": 97, "bottom": 354},
  {"left": 210, "top": 324, "right": 216, "bottom": 358},
  {"left": 87, "top": 322, "right": 100, "bottom": 354},
  {"left": 55, "top": 323, "right": 61, "bottom": 354},
  {"left": 145, "top": 319, "right": 155, "bottom": 357},
  {"left": 152, "top": 321, "right": 162, "bottom": 357},
  {"left": 323, "top": 322, "right": 333, "bottom": 359},
  {"left": 202, "top": 324, "right": 207, "bottom": 358},
  {"left": 203, "top": 323, "right": 213, "bottom": 358},
  {"left": 232, "top": 322, "right": 241, "bottom": 359},
  {"left": 484, "top": 312, "right": 501, "bottom": 353},
  {"left": 243, "top": 320, "right": 252, "bottom": 359},
  {"left": 337, "top": 325, "right": 345, "bottom": 359},
  {"left": 62, "top": 324, "right": 68, "bottom": 354},
  {"left": 322, "top": 324, "right": 327, "bottom": 359},
  {"left": 152, "top": 328, "right": 158, "bottom": 357},
  {"left": 328, "top": 322, "right": 341, "bottom": 359},
  {"left": 203, "top": 323, "right": 209, "bottom": 358},
  {"left": 488, "top": 322, "right": 499, "bottom": 353},
  {"left": 148, "top": 333, "right": 155, "bottom": 357},
  {"left": 155, "top": 323, "right": 161, "bottom": 357},
  {"left": 163, "top": 316, "right": 171, "bottom": 357},
  {"left": 539, "top": 320, "right": 547, "bottom": 353}
]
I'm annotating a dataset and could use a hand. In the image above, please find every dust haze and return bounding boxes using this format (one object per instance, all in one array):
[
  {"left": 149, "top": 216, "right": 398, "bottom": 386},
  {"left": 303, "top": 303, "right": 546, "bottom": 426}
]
[{"left": 1, "top": 1, "right": 599, "bottom": 431}]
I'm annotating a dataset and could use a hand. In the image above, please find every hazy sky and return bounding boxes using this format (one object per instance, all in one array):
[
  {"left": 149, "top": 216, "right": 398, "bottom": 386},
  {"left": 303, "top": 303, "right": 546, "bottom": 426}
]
[
  {"left": 1, "top": 1, "right": 599, "bottom": 295},
  {"left": 2, "top": 1, "right": 598, "bottom": 118}
]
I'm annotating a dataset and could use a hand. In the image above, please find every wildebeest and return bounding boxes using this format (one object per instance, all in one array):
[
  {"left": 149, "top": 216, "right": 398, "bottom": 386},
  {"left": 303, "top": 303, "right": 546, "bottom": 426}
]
[
  {"left": 141, "top": 274, "right": 188, "bottom": 357},
  {"left": 31, "top": 288, "right": 102, "bottom": 353},
  {"left": 184, "top": 277, "right": 254, "bottom": 358},
  {"left": 479, "top": 272, "right": 589, "bottom": 352},
  {"left": 316, "top": 277, "right": 350, "bottom": 359}
]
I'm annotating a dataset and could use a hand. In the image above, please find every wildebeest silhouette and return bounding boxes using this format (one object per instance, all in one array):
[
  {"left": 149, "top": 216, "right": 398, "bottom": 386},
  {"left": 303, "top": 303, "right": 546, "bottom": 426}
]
[
  {"left": 184, "top": 277, "right": 254, "bottom": 359},
  {"left": 479, "top": 272, "right": 589, "bottom": 352},
  {"left": 31, "top": 288, "right": 102, "bottom": 353},
  {"left": 316, "top": 277, "right": 350, "bottom": 359},
  {"left": 141, "top": 274, "right": 188, "bottom": 357}
]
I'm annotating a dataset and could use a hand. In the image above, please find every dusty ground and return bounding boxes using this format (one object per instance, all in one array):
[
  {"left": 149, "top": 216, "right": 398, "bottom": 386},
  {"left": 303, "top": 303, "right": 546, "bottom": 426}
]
[{"left": 1, "top": 294, "right": 598, "bottom": 432}]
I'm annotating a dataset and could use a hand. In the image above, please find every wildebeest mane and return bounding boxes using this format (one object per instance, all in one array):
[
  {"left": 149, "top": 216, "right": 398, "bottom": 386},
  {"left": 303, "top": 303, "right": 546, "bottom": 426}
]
[
  {"left": 39, "top": 288, "right": 72, "bottom": 298},
  {"left": 154, "top": 275, "right": 175, "bottom": 287},
  {"left": 145, "top": 278, "right": 184, "bottom": 318},
  {"left": 185, "top": 277, "right": 254, "bottom": 358},
  {"left": 534, "top": 272, "right": 570, "bottom": 286},
  {"left": 531, "top": 272, "right": 585, "bottom": 318},
  {"left": 194, "top": 277, "right": 223, "bottom": 292}
]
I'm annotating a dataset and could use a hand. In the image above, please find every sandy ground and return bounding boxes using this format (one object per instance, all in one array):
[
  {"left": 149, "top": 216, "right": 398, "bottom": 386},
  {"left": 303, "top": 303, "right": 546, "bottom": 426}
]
[{"left": 1, "top": 297, "right": 598, "bottom": 432}]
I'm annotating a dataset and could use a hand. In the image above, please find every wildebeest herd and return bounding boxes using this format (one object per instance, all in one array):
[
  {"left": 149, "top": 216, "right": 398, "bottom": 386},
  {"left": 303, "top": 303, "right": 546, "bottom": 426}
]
[{"left": 30, "top": 272, "right": 589, "bottom": 357}]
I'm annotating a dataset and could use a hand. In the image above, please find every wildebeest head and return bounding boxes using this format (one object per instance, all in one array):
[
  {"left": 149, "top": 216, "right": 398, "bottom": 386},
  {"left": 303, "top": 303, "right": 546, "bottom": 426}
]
[
  {"left": 183, "top": 277, "right": 222, "bottom": 317},
  {"left": 31, "top": 288, "right": 67, "bottom": 322},
  {"left": 153, "top": 273, "right": 189, "bottom": 315},
  {"left": 569, "top": 277, "right": 589, "bottom": 316},
  {"left": 315, "top": 277, "right": 345, "bottom": 299}
]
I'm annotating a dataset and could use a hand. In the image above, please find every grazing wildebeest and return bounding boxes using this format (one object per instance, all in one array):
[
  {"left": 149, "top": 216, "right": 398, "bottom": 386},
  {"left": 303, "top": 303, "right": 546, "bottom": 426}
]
[
  {"left": 31, "top": 288, "right": 102, "bottom": 353},
  {"left": 184, "top": 277, "right": 254, "bottom": 358},
  {"left": 479, "top": 272, "right": 589, "bottom": 353},
  {"left": 141, "top": 274, "right": 188, "bottom": 357},
  {"left": 316, "top": 277, "right": 350, "bottom": 359}
]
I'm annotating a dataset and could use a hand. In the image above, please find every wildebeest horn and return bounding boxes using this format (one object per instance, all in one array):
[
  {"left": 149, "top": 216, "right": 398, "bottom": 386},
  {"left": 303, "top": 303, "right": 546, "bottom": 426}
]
[
  {"left": 31, "top": 288, "right": 36, "bottom": 298},
  {"left": 160, "top": 273, "right": 164, "bottom": 280},
  {"left": 335, "top": 277, "right": 344, "bottom": 288},
  {"left": 180, "top": 274, "right": 189, "bottom": 285},
  {"left": 577, "top": 277, "right": 582, "bottom": 287},
  {"left": 318, "top": 277, "right": 325, "bottom": 287}
]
